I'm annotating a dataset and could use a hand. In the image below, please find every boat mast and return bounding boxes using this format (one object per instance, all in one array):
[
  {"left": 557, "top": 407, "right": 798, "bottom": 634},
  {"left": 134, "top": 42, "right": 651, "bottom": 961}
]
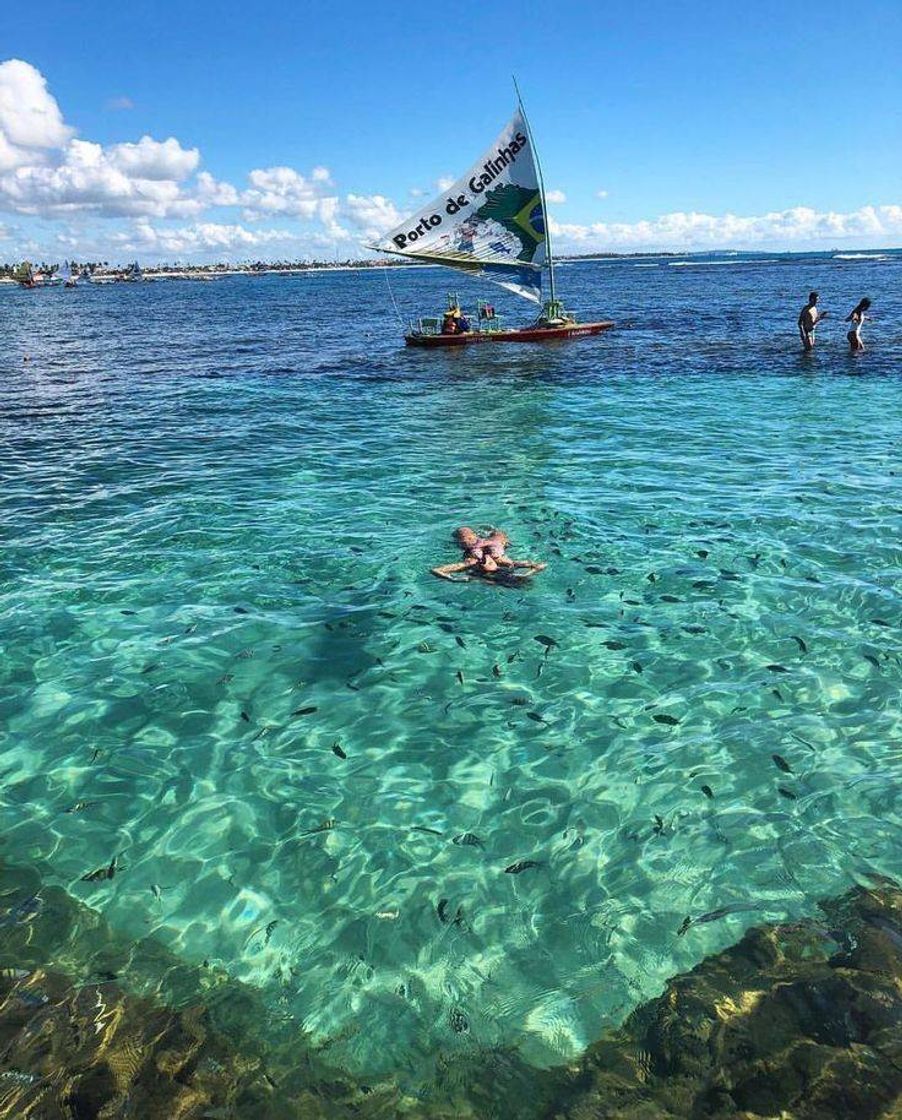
[{"left": 514, "top": 78, "right": 556, "bottom": 309}]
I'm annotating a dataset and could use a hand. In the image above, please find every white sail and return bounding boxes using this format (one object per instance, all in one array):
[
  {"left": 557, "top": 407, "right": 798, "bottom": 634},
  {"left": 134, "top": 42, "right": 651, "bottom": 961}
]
[{"left": 379, "top": 109, "right": 547, "bottom": 303}]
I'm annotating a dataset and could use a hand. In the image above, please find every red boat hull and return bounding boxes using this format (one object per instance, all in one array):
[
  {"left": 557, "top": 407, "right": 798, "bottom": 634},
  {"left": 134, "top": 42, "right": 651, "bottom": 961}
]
[{"left": 405, "top": 320, "right": 614, "bottom": 347}]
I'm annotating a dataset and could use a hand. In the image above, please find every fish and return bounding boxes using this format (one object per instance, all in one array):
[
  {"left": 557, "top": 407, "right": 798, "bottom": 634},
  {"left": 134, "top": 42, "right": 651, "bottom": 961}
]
[
  {"left": 452, "top": 832, "right": 484, "bottom": 849},
  {"left": 603, "top": 640, "right": 626, "bottom": 651},
  {"left": 772, "top": 754, "right": 792, "bottom": 773},
  {"left": 534, "top": 635, "right": 559, "bottom": 654},
  {"left": 81, "top": 856, "right": 118, "bottom": 883},
  {"left": 63, "top": 800, "right": 96, "bottom": 814},
  {"left": 582, "top": 620, "right": 606, "bottom": 628},
  {"left": 237, "top": 648, "right": 254, "bottom": 659},
  {"left": 527, "top": 712, "right": 548, "bottom": 724},
  {"left": 605, "top": 567, "right": 621, "bottom": 576},
  {"left": 437, "top": 898, "right": 450, "bottom": 922},
  {"left": 0, "top": 968, "right": 32, "bottom": 981},
  {"left": 679, "top": 902, "right": 773, "bottom": 935},
  {"left": 234, "top": 606, "right": 249, "bottom": 615},
  {"left": 696, "top": 549, "right": 709, "bottom": 559},
  {"left": 504, "top": 859, "right": 542, "bottom": 874},
  {"left": 765, "top": 664, "right": 790, "bottom": 673},
  {"left": 449, "top": 1008, "right": 469, "bottom": 1033},
  {"left": 772, "top": 688, "right": 784, "bottom": 701},
  {"left": 863, "top": 653, "right": 881, "bottom": 670},
  {"left": 778, "top": 786, "right": 798, "bottom": 800},
  {"left": 456, "top": 669, "right": 464, "bottom": 685},
  {"left": 623, "top": 599, "right": 641, "bottom": 606},
  {"left": 291, "top": 706, "right": 318, "bottom": 717},
  {"left": 140, "top": 663, "right": 160, "bottom": 674},
  {"left": 660, "top": 594, "right": 681, "bottom": 603},
  {"left": 646, "top": 572, "right": 657, "bottom": 583},
  {"left": 331, "top": 741, "right": 347, "bottom": 759},
  {"left": 584, "top": 565, "right": 604, "bottom": 575},
  {"left": 240, "top": 711, "right": 250, "bottom": 722},
  {"left": 184, "top": 623, "right": 197, "bottom": 635},
  {"left": 692, "top": 580, "right": 715, "bottom": 590},
  {"left": 653, "top": 714, "right": 680, "bottom": 726},
  {"left": 507, "top": 651, "right": 521, "bottom": 663},
  {"left": 120, "top": 609, "right": 137, "bottom": 616},
  {"left": 492, "top": 664, "right": 502, "bottom": 678},
  {"left": 871, "top": 618, "right": 891, "bottom": 627},
  {"left": 411, "top": 826, "right": 443, "bottom": 836},
  {"left": 264, "top": 920, "right": 279, "bottom": 945},
  {"left": 682, "top": 624, "right": 706, "bottom": 635},
  {"left": 216, "top": 673, "right": 234, "bottom": 685},
  {"left": 652, "top": 815, "right": 665, "bottom": 836},
  {"left": 302, "top": 819, "right": 336, "bottom": 836},
  {"left": 700, "top": 785, "right": 714, "bottom": 799},
  {"left": 791, "top": 635, "right": 808, "bottom": 653},
  {"left": 631, "top": 661, "right": 643, "bottom": 674},
  {"left": 455, "top": 635, "right": 466, "bottom": 649}
]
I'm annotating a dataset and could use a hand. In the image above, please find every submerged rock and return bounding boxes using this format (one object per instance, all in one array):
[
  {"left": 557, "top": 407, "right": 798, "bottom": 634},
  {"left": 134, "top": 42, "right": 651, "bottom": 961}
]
[{"left": 557, "top": 880, "right": 902, "bottom": 1119}]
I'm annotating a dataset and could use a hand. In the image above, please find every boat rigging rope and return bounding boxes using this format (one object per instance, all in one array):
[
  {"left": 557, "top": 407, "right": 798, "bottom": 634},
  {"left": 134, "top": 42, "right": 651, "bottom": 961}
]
[{"left": 381, "top": 265, "right": 406, "bottom": 328}]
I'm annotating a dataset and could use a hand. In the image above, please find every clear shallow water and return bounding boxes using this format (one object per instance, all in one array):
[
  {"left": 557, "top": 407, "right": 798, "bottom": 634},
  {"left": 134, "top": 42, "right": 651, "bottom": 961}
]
[{"left": 1, "top": 253, "right": 900, "bottom": 1082}]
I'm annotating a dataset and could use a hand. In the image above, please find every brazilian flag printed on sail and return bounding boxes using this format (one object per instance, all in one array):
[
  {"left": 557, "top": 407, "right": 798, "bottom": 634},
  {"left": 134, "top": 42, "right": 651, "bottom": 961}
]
[{"left": 473, "top": 185, "right": 545, "bottom": 263}]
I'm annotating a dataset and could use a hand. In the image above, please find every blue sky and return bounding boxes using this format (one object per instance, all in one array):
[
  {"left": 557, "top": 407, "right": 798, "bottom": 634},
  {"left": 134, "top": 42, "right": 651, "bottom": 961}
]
[{"left": 2, "top": 0, "right": 901, "bottom": 262}]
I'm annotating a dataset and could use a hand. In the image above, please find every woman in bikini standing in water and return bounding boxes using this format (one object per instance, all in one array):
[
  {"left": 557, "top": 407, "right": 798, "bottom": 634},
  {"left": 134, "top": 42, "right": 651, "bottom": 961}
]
[{"left": 845, "top": 298, "right": 871, "bottom": 351}]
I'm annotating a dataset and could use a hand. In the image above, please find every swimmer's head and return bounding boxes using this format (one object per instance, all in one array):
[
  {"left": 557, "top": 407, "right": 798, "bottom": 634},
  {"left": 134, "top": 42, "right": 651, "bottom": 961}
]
[
  {"left": 808, "top": 291, "right": 819, "bottom": 303},
  {"left": 455, "top": 527, "right": 479, "bottom": 549}
]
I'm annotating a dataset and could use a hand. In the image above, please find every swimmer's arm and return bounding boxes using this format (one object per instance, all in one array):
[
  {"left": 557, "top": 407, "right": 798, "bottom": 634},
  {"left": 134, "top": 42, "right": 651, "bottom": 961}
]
[
  {"left": 431, "top": 560, "right": 476, "bottom": 580},
  {"left": 510, "top": 560, "right": 547, "bottom": 572}
]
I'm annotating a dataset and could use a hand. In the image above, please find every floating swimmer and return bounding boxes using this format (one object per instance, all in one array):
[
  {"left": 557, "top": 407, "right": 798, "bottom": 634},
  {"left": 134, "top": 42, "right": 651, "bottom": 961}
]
[{"left": 431, "top": 526, "right": 546, "bottom": 582}]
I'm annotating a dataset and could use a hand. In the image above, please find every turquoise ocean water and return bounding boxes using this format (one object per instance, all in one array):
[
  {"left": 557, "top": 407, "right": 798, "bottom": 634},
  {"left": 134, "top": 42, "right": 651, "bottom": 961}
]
[{"left": 1, "top": 251, "right": 900, "bottom": 1083}]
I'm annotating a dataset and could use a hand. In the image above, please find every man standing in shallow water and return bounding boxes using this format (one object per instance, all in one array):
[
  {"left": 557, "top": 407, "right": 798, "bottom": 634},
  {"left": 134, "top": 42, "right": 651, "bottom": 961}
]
[{"left": 798, "top": 290, "right": 826, "bottom": 351}]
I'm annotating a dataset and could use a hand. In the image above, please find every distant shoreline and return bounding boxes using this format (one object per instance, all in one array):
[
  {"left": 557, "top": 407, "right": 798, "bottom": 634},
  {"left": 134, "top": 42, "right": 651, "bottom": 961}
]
[{"left": 1, "top": 247, "right": 898, "bottom": 285}]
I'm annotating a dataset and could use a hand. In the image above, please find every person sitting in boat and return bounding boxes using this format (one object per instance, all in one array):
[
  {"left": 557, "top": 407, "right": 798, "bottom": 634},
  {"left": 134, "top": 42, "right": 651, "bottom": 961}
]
[
  {"left": 479, "top": 304, "right": 495, "bottom": 320},
  {"left": 533, "top": 304, "right": 575, "bottom": 329},
  {"left": 458, "top": 312, "right": 471, "bottom": 333},
  {"left": 431, "top": 527, "right": 547, "bottom": 581},
  {"left": 441, "top": 311, "right": 458, "bottom": 334}
]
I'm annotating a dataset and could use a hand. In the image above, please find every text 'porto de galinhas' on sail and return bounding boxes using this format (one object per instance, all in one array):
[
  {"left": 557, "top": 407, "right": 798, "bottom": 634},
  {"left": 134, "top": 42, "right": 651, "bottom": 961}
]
[{"left": 379, "top": 110, "right": 547, "bottom": 303}]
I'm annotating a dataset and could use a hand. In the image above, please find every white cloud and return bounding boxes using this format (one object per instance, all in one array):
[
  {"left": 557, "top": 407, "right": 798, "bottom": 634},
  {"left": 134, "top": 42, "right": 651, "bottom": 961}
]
[
  {"left": 436, "top": 176, "right": 454, "bottom": 192},
  {"left": 596, "top": 189, "right": 609, "bottom": 199},
  {"left": 0, "top": 137, "right": 210, "bottom": 218},
  {"left": 114, "top": 219, "right": 294, "bottom": 256},
  {"left": 409, "top": 187, "right": 425, "bottom": 197},
  {"left": 107, "top": 135, "right": 199, "bottom": 181},
  {"left": 343, "top": 193, "right": 403, "bottom": 240},
  {"left": 195, "top": 170, "right": 239, "bottom": 207},
  {"left": 241, "top": 165, "right": 335, "bottom": 222},
  {"left": 550, "top": 204, "right": 902, "bottom": 252},
  {"left": 0, "top": 58, "right": 73, "bottom": 172},
  {"left": 106, "top": 96, "right": 134, "bottom": 111},
  {"left": 545, "top": 189, "right": 566, "bottom": 204}
]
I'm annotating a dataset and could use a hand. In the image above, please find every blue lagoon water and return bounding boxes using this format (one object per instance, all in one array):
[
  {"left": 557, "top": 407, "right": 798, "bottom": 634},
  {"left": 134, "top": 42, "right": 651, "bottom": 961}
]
[{"left": 1, "top": 253, "right": 900, "bottom": 1083}]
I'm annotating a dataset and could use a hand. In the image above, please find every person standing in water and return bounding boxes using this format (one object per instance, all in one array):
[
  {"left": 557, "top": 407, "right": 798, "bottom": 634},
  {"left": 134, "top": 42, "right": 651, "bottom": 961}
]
[
  {"left": 845, "top": 298, "right": 871, "bottom": 351},
  {"left": 798, "top": 291, "right": 827, "bottom": 351}
]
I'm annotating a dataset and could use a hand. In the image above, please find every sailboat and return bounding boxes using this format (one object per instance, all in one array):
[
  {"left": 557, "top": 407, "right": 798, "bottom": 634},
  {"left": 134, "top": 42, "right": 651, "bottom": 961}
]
[
  {"left": 375, "top": 98, "right": 614, "bottom": 347},
  {"left": 60, "top": 261, "right": 78, "bottom": 288}
]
